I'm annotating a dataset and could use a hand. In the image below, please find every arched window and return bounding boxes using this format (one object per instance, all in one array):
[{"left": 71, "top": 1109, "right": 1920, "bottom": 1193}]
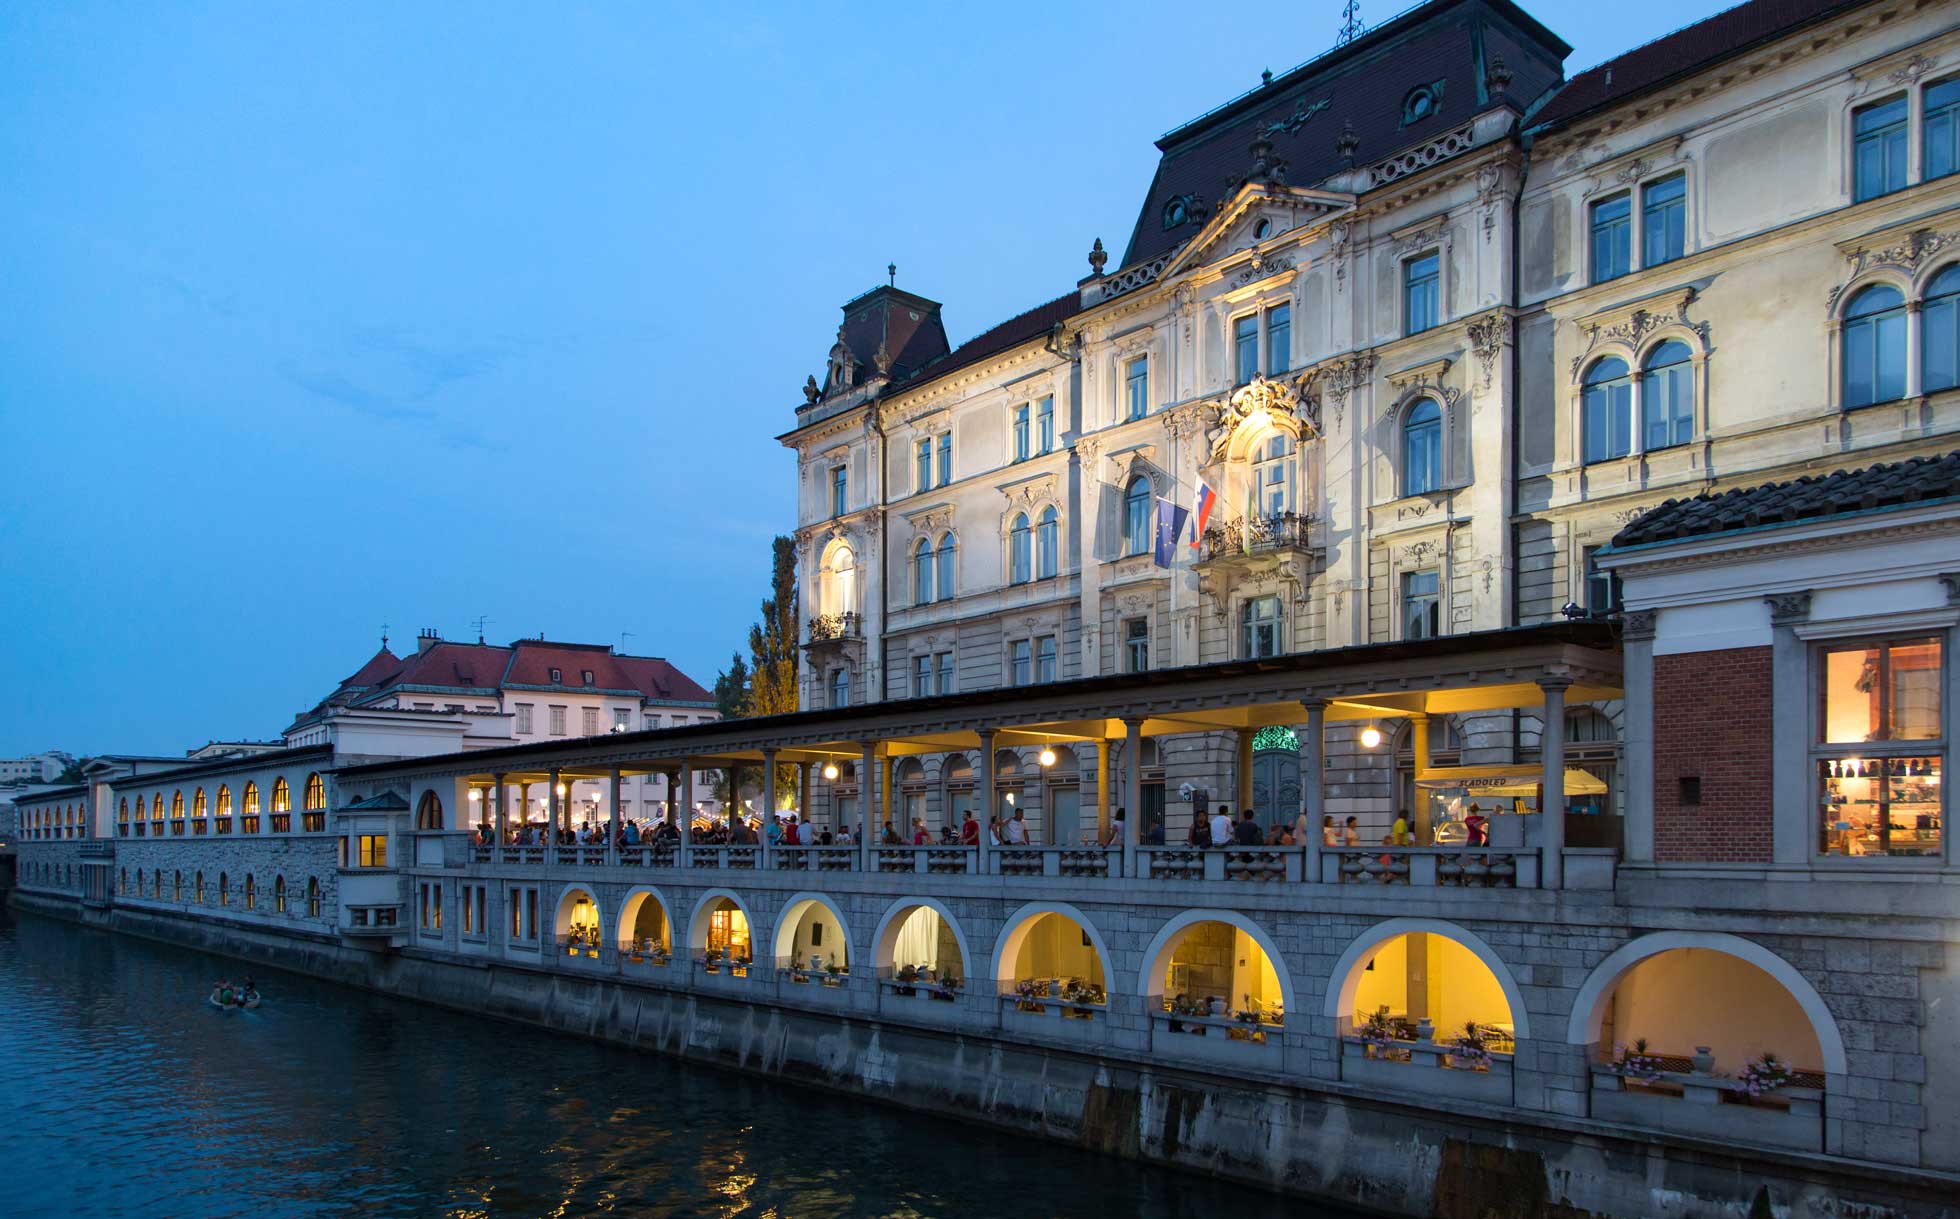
[
  {"left": 170, "top": 870, "right": 179, "bottom": 901},
  {"left": 304, "top": 773, "right": 325, "bottom": 810},
  {"left": 218, "top": 873, "right": 228, "bottom": 906},
  {"left": 192, "top": 788, "right": 207, "bottom": 819},
  {"left": 242, "top": 781, "right": 260, "bottom": 815},
  {"left": 1924, "top": 264, "right": 1960, "bottom": 394},
  {"left": 1639, "top": 340, "right": 1694, "bottom": 451},
  {"left": 1581, "top": 357, "right": 1632, "bottom": 463},
  {"left": 1250, "top": 433, "right": 1295, "bottom": 517},
  {"left": 194, "top": 872, "right": 205, "bottom": 904},
  {"left": 216, "top": 785, "right": 232, "bottom": 817},
  {"left": 417, "top": 791, "right": 444, "bottom": 830},
  {"left": 151, "top": 793, "right": 164, "bottom": 822},
  {"left": 914, "top": 538, "right": 934, "bottom": 605},
  {"left": 274, "top": 876, "right": 288, "bottom": 914},
  {"left": 307, "top": 877, "right": 321, "bottom": 919},
  {"left": 1842, "top": 284, "right": 1906, "bottom": 408},
  {"left": 1403, "top": 400, "right": 1442, "bottom": 495},
  {"left": 244, "top": 874, "right": 256, "bottom": 911},
  {"left": 935, "top": 534, "right": 956, "bottom": 602},
  {"left": 1009, "top": 513, "right": 1031, "bottom": 584},
  {"left": 118, "top": 798, "right": 128, "bottom": 824},
  {"left": 823, "top": 545, "right": 858, "bottom": 617},
  {"left": 272, "top": 778, "right": 290, "bottom": 813},
  {"left": 1036, "top": 507, "right": 1059, "bottom": 579},
  {"left": 1123, "top": 477, "right": 1152, "bottom": 556},
  {"left": 170, "top": 791, "right": 185, "bottom": 820}
]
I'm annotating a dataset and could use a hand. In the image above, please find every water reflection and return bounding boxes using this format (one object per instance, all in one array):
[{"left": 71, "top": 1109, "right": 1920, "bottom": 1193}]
[{"left": 0, "top": 910, "right": 1322, "bottom": 1218}]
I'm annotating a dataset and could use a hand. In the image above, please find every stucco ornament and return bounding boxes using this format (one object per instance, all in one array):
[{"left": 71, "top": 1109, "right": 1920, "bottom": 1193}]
[{"left": 1206, "top": 374, "right": 1314, "bottom": 461}]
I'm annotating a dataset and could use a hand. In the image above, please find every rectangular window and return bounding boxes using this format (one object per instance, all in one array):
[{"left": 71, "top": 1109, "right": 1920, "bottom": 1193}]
[
  {"left": 1404, "top": 252, "right": 1440, "bottom": 335},
  {"left": 936, "top": 651, "right": 954, "bottom": 696},
  {"left": 549, "top": 706, "right": 567, "bottom": 736},
  {"left": 1125, "top": 357, "right": 1148, "bottom": 420},
  {"left": 913, "top": 654, "right": 932, "bottom": 698},
  {"left": 461, "top": 885, "right": 476, "bottom": 936},
  {"left": 643, "top": 712, "right": 660, "bottom": 730},
  {"left": 613, "top": 708, "right": 630, "bottom": 731},
  {"left": 1641, "top": 174, "right": 1685, "bottom": 267},
  {"left": 515, "top": 704, "right": 534, "bottom": 734},
  {"left": 1233, "top": 313, "right": 1260, "bottom": 385},
  {"left": 1035, "top": 396, "right": 1054, "bottom": 454},
  {"left": 1928, "top": 75, "right": 1960, "bottom": 182},
  {"left": 937, "top": 433, "right": 951, "bottom": 486},
  {"left": 1013, "top": 404, "right": 1030, "bottom": 461},
  {"left": 580, "top": 707, "right": 599, "bottom": 736},
  {"left": 1583, "top": 546, "right": 1623, "bottom": 615},
  {"left": 1241, "top": 596, "right": 1281, "bottom": 659},
  {"left": 1035, "top": 635, "right": 1057, "bottom": 683},
  {"left": 916, "top": 438, "right": 931, "bottom": 492},
  {"left": 357, "top": 835, "right": 388, "bottom": 868},
  {"left": 1590, "top": 193, "right": 1631, "bottom": 283},
  {"left": 1266, "top": 304, "right": 1290, "bottom": 375},
  {"left": 1010, "top": 639, "right": 1032, "bottom": 687},
  {"left": 1402, "top": 569, "right": 1441, "bottom": 640},
  {"left": 1854, "top": 95, "right": 1909, "bottom": 201},
  {"left": 829, "top": 668, "right": 849, "bottom": 709},
  {"left": 1124, "top": 618, "right": 1149, "bottom": 674},
  {"left": 1816, "top": 636, "right": 1943, "bottom": 858},
  {"left": 831, "top": 465, "right": 847, "bottom": 517}
]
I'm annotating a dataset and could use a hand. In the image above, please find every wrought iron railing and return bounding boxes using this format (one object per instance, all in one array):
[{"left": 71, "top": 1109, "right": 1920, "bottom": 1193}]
[
  {"left": 806, "top": 612, "right": 862, "bottom": 643},
  {"left": 1200, "top": 512, "right": 1317, "bottom": 560}
]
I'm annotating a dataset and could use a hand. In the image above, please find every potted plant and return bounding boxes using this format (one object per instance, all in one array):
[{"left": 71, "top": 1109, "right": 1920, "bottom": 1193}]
[
  {"left": 1737, "top": 1052, "right": 1793, "bottom": 1098},
  {"left": 1445, "top": 1022, "right": 1491, "bottom": 1072},
  {"left": 933, "top": 973, "right": 961, "bottom": 1001},
  {"left": 893, "top": 964, "right": 918, "bottom": 996},
  {"left": 1611, "top": 1038, "right": 1664, "bottom": 1083}
]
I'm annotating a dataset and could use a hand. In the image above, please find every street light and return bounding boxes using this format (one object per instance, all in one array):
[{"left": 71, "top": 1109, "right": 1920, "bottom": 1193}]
[
  {"left": 1038, "top": 748, "right": 1057, "bottom": 768},
  {"left": 1359, "top": 725, "right": 1383, "bottom": 749},
  {"left": 822, "top": 762, "right": 840, "bottom": 781}
]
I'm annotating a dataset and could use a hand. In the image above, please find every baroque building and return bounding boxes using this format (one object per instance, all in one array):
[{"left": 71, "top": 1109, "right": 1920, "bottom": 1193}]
[{"left": 781, "top": 0, "right": 1960, "bottom": 843}]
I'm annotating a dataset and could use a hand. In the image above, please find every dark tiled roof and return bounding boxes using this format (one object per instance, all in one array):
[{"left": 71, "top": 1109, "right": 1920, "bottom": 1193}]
[
  {"left": 1609, "top": 453, "right": 1960, "bottom": 549},
  {"left": 1122, "top": 0, "right": 1567, "bottom": 265},
  {"left": 1529, "top": 0, "right": 1863, "bottom": 131},
  {"left": 890, "top": 291, "right": 1081, "bottom": 394}
]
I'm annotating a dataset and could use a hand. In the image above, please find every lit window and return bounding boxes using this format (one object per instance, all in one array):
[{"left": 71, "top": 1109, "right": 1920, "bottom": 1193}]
[
  {"left": 1009, "top": 513, "right": 1032, "bottom": 584},
  {"left": 1123, "top": 477, "right": 1152, "bottom": 556},
  {"left": 1241, "top": 596, "right": 1282, "bottom": 658},
  {"left": 1013, "top": 404, "right": 1031, "bottom": 462},
  {"left": 193, "top": 789, "right": 207, "bottom": 819},
  {"left": 1125, "top": 357, "right": 1148, "bottom": 420},
  {"left": 1234, "top": 313, "right": 1259, "bottom": 385},
  {"left": 1010, "top": 639, "right": 1032, "bottom": 686},
  {"left": 1403, "top": 399, "right": 1442, "bottom": 494},
  {"left": 1035, "top": 635, "right": 1057, "bottom": 683},
  {"left": 1841, "top": 284, "right": 1907, "bottom": 409},
  {"left": 1853, "top": 96, "right": 1908, "bottom": 202},
  {"left": 1582, "top": 358, "right": 1633, "bottom": 463},
  {"left": 358, "top": 835, "right": 388, "bottom": 867},
  {"left": 1401, "top": 570, "right": 1441, "bottom": 640},
  {"left": 1590, "top": 193, "right": 1631, "bottom": 283},
  {"left": 1036, "top": 506, "right": 1059, "bottom": 579},
  {"left": 1929, "top": 75, "right": 1960, "bottom": 182},
  {"left": 1404, "top": 252, "right": 1440, "bottom": 335},
  {"left": 1639, "top": 341, "right": 1694, "bottom": 450},
  {"left": 1815, "top": 636, "right": 1943, "bottom": 858},
  {"left": 1035, "top": 396, "right": 1054, "bottom": 454},
  {"left": 1923, "top": 264, "right": 1960, "bottom": 394},
  {"left": 304, "top": 773, "right": 325, "bottom": 810},
  {"left": 1641, "top": 174, "right": 1686, "bottom": 267}
]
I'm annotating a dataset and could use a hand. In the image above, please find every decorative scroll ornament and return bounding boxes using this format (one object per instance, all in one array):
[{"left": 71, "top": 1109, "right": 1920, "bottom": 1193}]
[
  {"left": 1569, "top": 291, "right": 1709, "bottom": 379},
  {"left": 1477, "top": 163, "right": 1504, "bottom": 243},
  {"left": 1466, "top": 311, "right": 1510, "bottom": 393},
  {"left": 1230, "top": 251, "right": 1296, "bottom": 288},
  {"left": 1764, "top": 591, "right": 1813, "bottom": 626},
  {"left": 1314, "top": 351, "right": 1377, "bottom": 430},
  {"left": 1889, "top": 53, "right": 1939, "bottom": 85},
  {"left": 1261, "top": 95, "right": 1332, "bottom": 140},
  {"left": 1826, "top": 227, "right": 1959, "bottom": 314},
  {"left": 1205, "top": 374, "right": 1311, "bottom": 460}
]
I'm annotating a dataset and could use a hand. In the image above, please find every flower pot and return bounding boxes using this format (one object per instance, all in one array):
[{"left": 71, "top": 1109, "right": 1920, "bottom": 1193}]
[
  {"left": 1691, "top": 1047, "right": 1715, "bottom": 1075},
  {"left": 1416, "top": 1017, "right": 1434, "bottom": 1043}
]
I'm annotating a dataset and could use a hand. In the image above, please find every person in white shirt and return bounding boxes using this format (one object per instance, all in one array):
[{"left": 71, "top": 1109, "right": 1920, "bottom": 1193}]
[
  {"left": 1004, "top": 809, "right": 1030, "bottom": 845},
  {"left": 1208, "top": 804, "right": 1234, "bottom": 849}
]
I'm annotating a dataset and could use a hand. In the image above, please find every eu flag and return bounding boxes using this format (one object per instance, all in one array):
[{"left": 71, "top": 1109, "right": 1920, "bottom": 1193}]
[{"left": 1153, "top": 497, "right": 1188, "bottom": 568}]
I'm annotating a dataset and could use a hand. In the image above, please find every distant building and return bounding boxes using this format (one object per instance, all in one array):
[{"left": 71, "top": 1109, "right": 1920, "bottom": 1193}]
[{"left": 0, "top": 752, "right": 71, "bottom": 787}]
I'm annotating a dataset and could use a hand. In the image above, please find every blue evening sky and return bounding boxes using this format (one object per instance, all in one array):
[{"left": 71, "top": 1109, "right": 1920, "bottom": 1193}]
[{"left": 0, "top": 1, "right": 1714, "bottom": 756}]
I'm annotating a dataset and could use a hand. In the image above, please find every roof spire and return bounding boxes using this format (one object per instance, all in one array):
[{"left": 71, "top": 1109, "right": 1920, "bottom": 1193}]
[
  {"left": 1336, "top": 0, "right": 1363, "bottom": 46},
  {"left": 380, "top": 621, "right": 389, "bottom": 650},
  {"left": 888, "top": 262, "right": 897, "bottom": 287}
]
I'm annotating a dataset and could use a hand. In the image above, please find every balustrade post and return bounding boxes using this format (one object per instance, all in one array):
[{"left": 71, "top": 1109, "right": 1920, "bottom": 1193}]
[
  {"left": 881, "top": 753, "right": 894, "bottom": 847},
  {"left": 678, "top": 764, "right": 693, "bottom": 867},
  {"left": 1539, "top": 678, "right": 1569, "bottom": 890},
  {"left": 976, "top": 728, "right": 994, "bottom": 874},
  {"left": 1301, "top": 700, "right": 1326, "bottom": 883},
  {"left": 759, "top": 748, "right": 777, "bottom": 871},
  {"left": 607, "top": 768, "right": 621, "bottom": 867},
  {"left": 859, "top": 741, "right": 877, "bottom": 870}
]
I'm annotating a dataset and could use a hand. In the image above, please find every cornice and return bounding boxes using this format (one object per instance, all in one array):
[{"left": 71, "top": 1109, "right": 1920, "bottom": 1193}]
[{"left": 1599, "top": 504, "right": 1960, "bottom": 574}]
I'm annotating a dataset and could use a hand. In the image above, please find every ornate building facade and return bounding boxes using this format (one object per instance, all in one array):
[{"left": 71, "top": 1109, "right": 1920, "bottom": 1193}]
[{"left": 780, "top": 0, "right": 1960, "bottom": 843}]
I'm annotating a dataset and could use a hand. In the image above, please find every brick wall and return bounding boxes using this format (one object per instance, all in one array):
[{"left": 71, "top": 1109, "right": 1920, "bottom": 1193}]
[{"left": 1653, "top": 645, "right": 1773, "bottom": 863}]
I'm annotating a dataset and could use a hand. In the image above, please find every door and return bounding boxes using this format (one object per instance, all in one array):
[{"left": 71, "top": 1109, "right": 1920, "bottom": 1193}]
[
  {"left": 1252, "top": 749, "right": 1301, "bottom": 829},
  {"left": 1047, "top": 785, "right": 1081, "bottom": 846}
]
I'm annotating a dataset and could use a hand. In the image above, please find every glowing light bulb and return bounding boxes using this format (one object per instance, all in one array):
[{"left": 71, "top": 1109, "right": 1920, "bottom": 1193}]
[
  {"left": 1038, "top": 748, "right": 1057, "bottom": 767},
  {"left": 1359, "top": 726, "right": 1383, "bottom": 749},
  {"left": 822, "top": 762, "right": 840, "bottom": 781}
]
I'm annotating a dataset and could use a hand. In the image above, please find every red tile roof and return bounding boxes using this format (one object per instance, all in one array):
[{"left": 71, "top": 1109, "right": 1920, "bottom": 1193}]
[
  {"left": 341, "top": 645, "right": 402, "bottom": 689},
  {"left": 1528, "top": 0, "right": 1863, "bottom": 131}
]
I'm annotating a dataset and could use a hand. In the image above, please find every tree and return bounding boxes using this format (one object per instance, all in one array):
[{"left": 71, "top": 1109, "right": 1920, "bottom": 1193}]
[
  {"left": 712, "top": 652, "right": 751, "bottom": 720},
  {"left": 746, "top": 535, "right": 799, "bottom": 718}
]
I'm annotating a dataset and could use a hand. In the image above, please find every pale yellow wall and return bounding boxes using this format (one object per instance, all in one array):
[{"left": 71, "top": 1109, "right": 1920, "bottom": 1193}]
[
  {"left": 1608, "top": 949, "right": 1822, "bottom": 1073},
  {"left": 784, "top": 900, "right": 846, "bottom": 967},
  {"left": 1348, "top": 933, "right": 1511, "bottom": 1034},
  {"left": 1013, "top": 913, "right": 1103, "bottom": 985},
  {"left": 1350, "top": 933, "right": 1408, "bottom": 1020},
  {"left": 624, "top": 896, "right": 668, "bottom": 946}
]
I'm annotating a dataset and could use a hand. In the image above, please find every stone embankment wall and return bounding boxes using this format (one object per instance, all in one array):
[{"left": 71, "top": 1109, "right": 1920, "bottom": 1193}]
[{"left": 10, "top": 891, "right": 1953, "bottom": 1219}]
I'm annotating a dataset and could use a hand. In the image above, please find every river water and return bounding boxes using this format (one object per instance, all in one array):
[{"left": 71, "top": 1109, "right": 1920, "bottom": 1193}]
[{"left": 0, "top": 909, "right": 1323, "bottom": 1219}]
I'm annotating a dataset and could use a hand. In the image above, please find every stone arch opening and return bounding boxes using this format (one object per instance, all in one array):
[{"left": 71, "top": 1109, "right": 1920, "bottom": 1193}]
[
  {"left": 773, "top": 893, "right": 850, "bottom": 975},
  {"left": 687, "top": 891, "right": 753, "bottom": 967},
  {"left": 1327, "top": 919, "right": 1526, "bottom": 1051},
  {"left": 992, "top": 903, "right": 1109, "bottom": 1008},
  {"left": 616, "top": 887, "right": 672, "bottom": 957},
  {"left": 1140, "top": 911, "right": 1292, "bottom": 1024},
  {"left": 874, "top": 899, "right": 969, "bottom": 990},
  {"left": 552, "top": 885, "right": 603, "bottom": 956}
]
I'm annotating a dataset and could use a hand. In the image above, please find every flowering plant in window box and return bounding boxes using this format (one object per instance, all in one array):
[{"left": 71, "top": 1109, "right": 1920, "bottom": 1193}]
[
  {"left": 1737, "top": 1052, "right": 1792, "bottom": 1097},
  {"left": 1359, "top": 1006, "right": 1412, "bottom": 1061},
  {"left": 893, "top": 964, "right": 919, "bottom": 996},
  {"left": 932, "top": 973, "right": 961, "bottom": 1001},
  {"left": 1061, "top": 979, "right": 1105, "bottom": 1006},
  {"left": 1445, "top": 1023, "right": 1491, "bottom": 1072},
  {"left": 1611, "top": 1038, "right": 1664, "bottom": 1083}
]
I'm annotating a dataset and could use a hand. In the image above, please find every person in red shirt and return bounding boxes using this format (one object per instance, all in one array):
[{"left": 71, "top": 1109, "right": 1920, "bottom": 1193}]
[{"left": 960, "top": 812, "right": 980, "bottom": 845}]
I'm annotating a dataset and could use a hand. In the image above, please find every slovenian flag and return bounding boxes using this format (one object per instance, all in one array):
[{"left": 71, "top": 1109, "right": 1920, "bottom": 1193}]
[{"left": 1190, "top": 480, "right": 1217, "bottom": 549}]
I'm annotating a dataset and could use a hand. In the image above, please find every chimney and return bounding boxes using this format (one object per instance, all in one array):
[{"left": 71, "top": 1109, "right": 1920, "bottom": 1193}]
[{"left": 418, "top": 627, "right": 440, "bottom": 654}]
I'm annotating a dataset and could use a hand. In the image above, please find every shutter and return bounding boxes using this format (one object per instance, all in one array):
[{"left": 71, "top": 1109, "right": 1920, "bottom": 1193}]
[{"left": 1093, "top": 478, "right": 1122, "bottom": 561}]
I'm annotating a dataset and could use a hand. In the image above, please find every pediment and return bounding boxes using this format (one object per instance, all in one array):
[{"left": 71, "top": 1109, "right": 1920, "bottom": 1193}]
[{"left": 1163, "top": 182, "right": 1354, "bottom": 278}]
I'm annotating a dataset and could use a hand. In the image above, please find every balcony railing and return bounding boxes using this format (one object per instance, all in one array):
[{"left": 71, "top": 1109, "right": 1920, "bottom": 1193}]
[
  {"left": 1200, "top": 512, "right": 1317, "bottom": 561},
  {"left": 806, "top": 612, "right": 862, "bottom": 644}
]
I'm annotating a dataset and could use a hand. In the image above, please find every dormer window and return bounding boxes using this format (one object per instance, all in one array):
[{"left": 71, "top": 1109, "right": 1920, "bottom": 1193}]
[
  {"left": 549, "top": 668, "right": 562, "bottom": 684},
  {"left": 1402, "top": 83, "right": 1441, "bottom": 126},
  {"left": 1253, "top": 218, "right": 1272, "bottom": 241},
  {"left": 1163, "top": 198, "right": 1188, "bottom": 228},
  {"left": 581, "top": 670, "right": 594, "bottom": 686}
]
